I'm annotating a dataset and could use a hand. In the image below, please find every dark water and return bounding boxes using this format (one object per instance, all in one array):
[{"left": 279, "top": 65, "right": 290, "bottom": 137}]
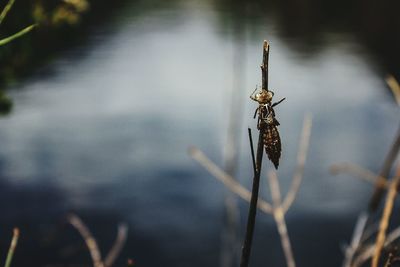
[{"left": 0, "top": 1, "right": 399, "bottom": 266}]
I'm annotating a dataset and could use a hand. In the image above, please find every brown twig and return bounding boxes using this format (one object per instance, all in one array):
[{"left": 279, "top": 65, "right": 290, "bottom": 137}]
[
  {"left": 371, "top": 165, "right": 400, "bottom": 267},
  {"left": 268, "top": 171, "right": 296, "bottom": 267},
  {"left": 67, "top": 213, "right": 105, "bottom": 267},
  {"left": 104, "top": 223, "right": 129, "bottom": 267}
]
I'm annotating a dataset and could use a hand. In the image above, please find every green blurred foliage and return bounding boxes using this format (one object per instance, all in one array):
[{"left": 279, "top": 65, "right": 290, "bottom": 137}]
[{"left": 0, "top": 0, "right": 123, "bottom": 88}]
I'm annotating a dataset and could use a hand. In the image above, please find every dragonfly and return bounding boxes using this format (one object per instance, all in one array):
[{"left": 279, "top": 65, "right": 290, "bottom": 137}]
[{"left": 250, "top": 87, "right": 285, "bottom": 169}]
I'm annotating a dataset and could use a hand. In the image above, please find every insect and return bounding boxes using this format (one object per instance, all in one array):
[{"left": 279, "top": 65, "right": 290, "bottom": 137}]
[{"left": 250, "top": 87, "right": 285, "bottom": 169}]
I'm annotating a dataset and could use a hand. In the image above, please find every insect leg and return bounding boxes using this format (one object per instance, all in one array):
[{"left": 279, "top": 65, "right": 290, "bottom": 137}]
[
  {"left": 272, "top": 97, "right": 286, "bottom": 107},
  {"left": 249, "top": 86, "right": 258, "bottom": 101},
  {"left": 253, "top": 107, "right": 259, "bottom": 119}
]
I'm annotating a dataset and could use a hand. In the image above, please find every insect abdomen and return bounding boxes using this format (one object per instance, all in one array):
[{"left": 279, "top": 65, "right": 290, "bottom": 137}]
[{"left": 263, "top": 124, "right": 281, "bottom": 169}]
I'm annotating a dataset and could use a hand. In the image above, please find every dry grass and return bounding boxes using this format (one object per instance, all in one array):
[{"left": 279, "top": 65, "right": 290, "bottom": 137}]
[
  {"left": 371, "top": 165, "right": 400, "bottom": 267},
  {"left": 67, "top": 213, "right": 128, "bottom": 267}
]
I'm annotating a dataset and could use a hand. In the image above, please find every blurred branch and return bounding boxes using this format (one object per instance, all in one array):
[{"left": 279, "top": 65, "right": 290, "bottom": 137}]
[
  {"left": 342, "top": 213, "right": 368, "bottom": 267},
  {"left": 220, "top": 33, "right": 247, "bottom": 266},
  {"left": 188, "top": 146, "right": 273, "bottom": 214},
  {"left": 4, "top": 228, "right": 19, "bottom": 267},
  {"left": 0, "top": 24, "right": 36, "bottom": 46},
  {"left": 334, "top": 76, "right": 400, "bottom": 267},
  {"left": 371, "top": 165, "right": 400, "bottom": 267},
  {"left": 104, "top": 223, "right": 129, "bottom": 267},
  {"left": 352, "top": 225, "right": 400, "bottom": 267},
  {"left": 369, "top": 124, "right": 400, "bottom": 212},
  {"left": 0, "top": 0, "right": 36, "bottom": 47},
  {"left": 0, "top": 0, "right": 15, "bottom": 25},
  {"left": 190, "top": 113, "right": 312, "bottom": 267},
  {"left": 386, "top": 75, "right": 400, "bottom": 106},
  {"left": 268, "top": 171, "right": 296, "bottom": 267},
  {"left": 189, "top": 113, "right": 312, "bottom": 217},
  {"left": 330, "top": 163, "right": 388, "bottom": 189},
  {"left": 281, "top": 113, "right": 312, "bottom": 213},
  {"left": 67, "top": 213, "right": 105, "bottom": 267}
]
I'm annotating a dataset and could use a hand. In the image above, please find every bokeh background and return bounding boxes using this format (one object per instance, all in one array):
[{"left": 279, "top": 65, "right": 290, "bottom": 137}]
[{"left": 0, "top": 0, "right": 399, "bottom": 266}]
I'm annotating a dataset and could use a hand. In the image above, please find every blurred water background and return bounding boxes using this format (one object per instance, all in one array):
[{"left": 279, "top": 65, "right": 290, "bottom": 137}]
[{"left": 0, "top": 0, "right": 399, "bottom": 266}]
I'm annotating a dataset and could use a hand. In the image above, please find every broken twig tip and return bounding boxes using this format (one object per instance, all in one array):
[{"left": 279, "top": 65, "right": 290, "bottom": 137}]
[
  {"left": 187, "top": 146, "right": 199, "bottom": 157},
  {"left": 13, "top": 228, "right": 20, "bottom": 237},
  {"left": 263, "top": 40, "right": 270, "bottom": 49}
]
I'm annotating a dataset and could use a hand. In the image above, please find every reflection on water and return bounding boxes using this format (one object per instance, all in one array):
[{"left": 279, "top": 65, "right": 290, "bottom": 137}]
[{"left": 0, "top": 0, "right": 399, "bottom": 266}]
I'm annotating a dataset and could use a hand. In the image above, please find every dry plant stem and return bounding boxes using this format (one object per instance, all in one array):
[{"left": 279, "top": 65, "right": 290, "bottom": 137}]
[
  {"left": 281, "top": 114, "right": 312, "bottom": 213},
  {"left": 104, "top": 223, "right": 128, "bottom": 267},
  {"left": 352, "top": 224, "right": 400, "bottom": 267},
  {"left": 190, "top": 113, "right": 313, "bottom": 267},
  {"left": 268, "top": 171, "right": 296, "bottom": 267},
  {"left": 249, "top": 128, "right": 257, "bottom": 175},
  {"left": 240, "top": 128, "right": 265, "bottom": 267},
  {"left": 369, "top": 125, "right": 400, "bottom": 212},
  {"left": 189, "top": 147, "right": 273, "bottom": 214},
  {"left": 220, "top": 34, "right": 247, "bottom": 267},
  {"left": 330, "top": 163, "right": 388, "bottom": 189},
  {"left": 386, "top": 75, "right": 400, "bottom": 106},
  {"left": 367, "top": 75, "right": 400, "bottom": 212},
  {"left": 189, "top": 113, "right": 313, "bottom": 215},
  {"left": 261, "top": 40, "right": 269, "bottom": 91},
  {"left": 342, "top": 213, "right": 368, "bottom": 267},
  {"left": 68, "top": 214, "right": 105, "bottom": 267},
  {"left": 239, "top": 40, "right": 271, "bottom": 267},
  {"left": 4, "top": 228, "right": 19, "bottom": 267},
  {"left": 371, "top": 166, "right": 400, "bottom": 267}
]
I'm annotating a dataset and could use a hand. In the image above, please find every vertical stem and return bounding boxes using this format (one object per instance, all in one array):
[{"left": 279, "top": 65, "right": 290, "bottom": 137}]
[
  {"left": 261, "top": 40, "right": 269, "bottom": 91},
  {"left": 240, "top": 40, "right": 270, "bottom": 267},
  {"left": 240, "top": 129, "right": 265, "bottom": 267},
  {"left": 371, "top": 166, "right": 400, "bottom": 267},
  {"left": 248, "top": 128, "right": 256, "bottom": 176}
]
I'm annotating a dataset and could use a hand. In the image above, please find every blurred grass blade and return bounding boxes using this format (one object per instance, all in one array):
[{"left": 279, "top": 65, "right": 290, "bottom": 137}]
[
  {"left": 0, "top": 0, "right": 15, "bottom": 25},
  {"left": 0, "top": 24, "right": 36, "bottom": 46},
  {"left": 386, "top": 75, "right": 400, "bottom": 106},
  {"left": 4, "top": 228, "right": 19, "bottom": 267}
]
